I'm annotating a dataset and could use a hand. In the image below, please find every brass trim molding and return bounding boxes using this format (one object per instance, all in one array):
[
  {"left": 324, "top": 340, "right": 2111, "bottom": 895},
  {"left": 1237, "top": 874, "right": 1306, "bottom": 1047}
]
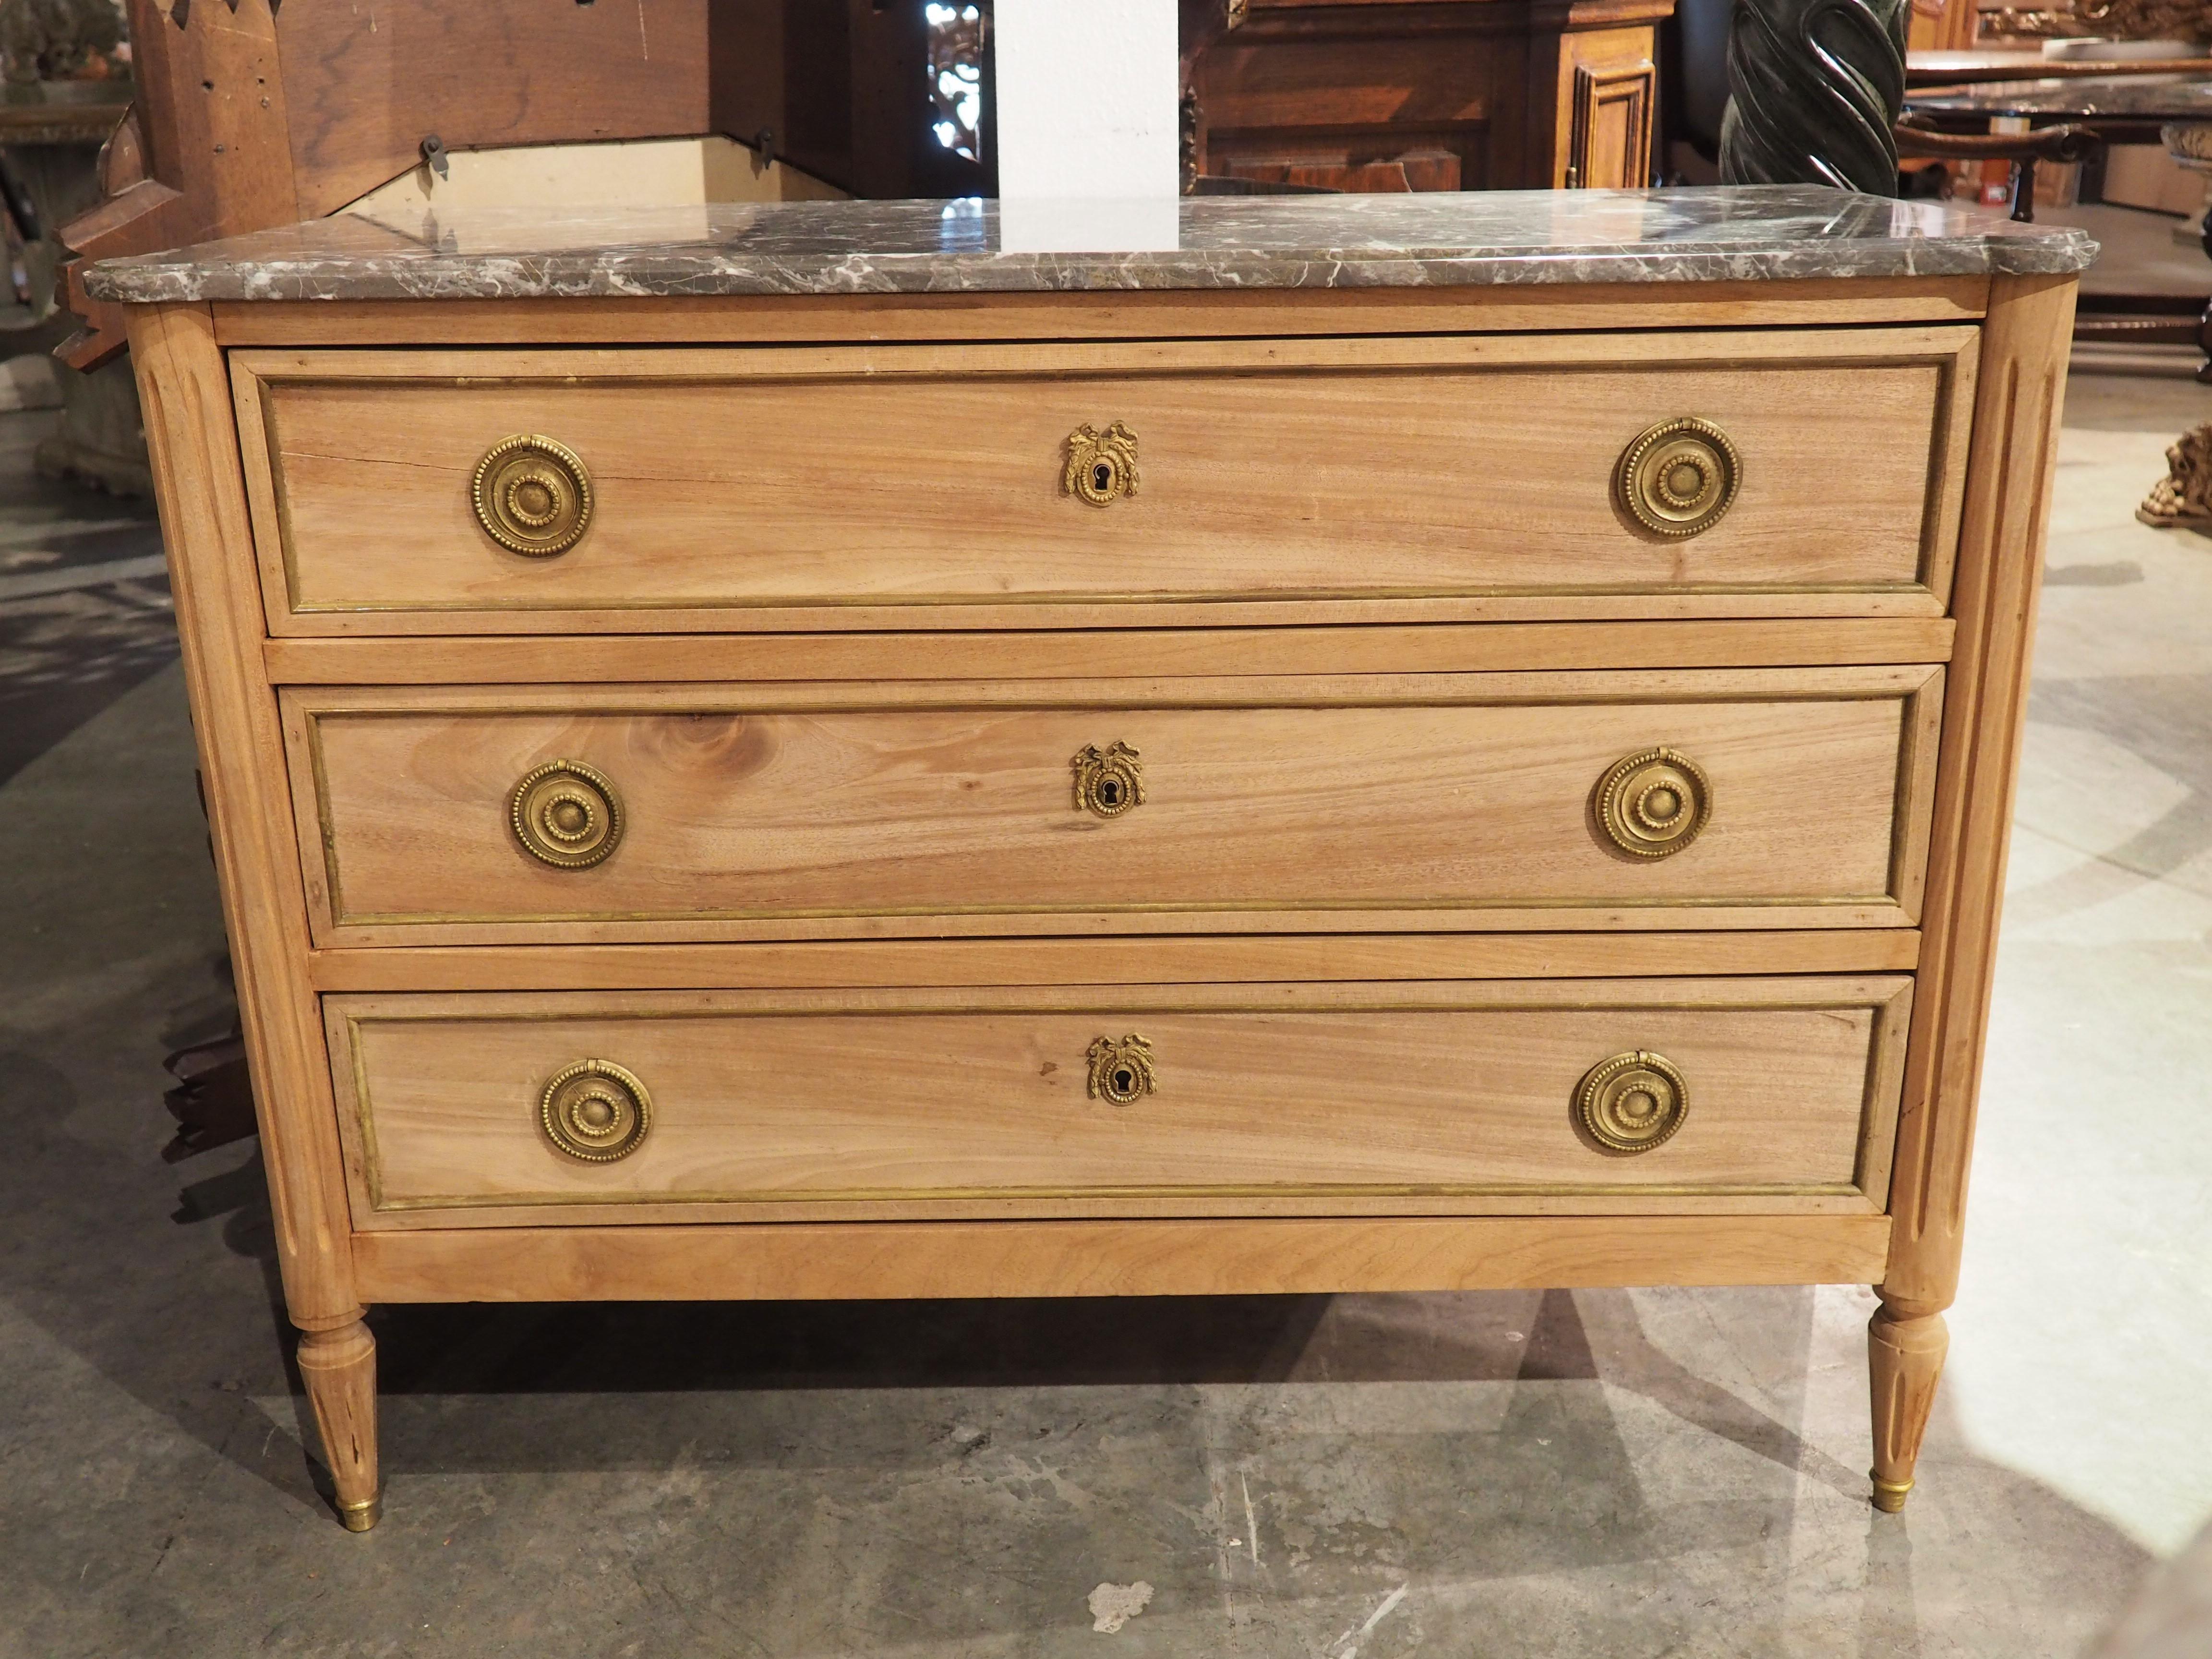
[{"left": 362, "top": 1179, "right": 1873, "bottom": 1215}]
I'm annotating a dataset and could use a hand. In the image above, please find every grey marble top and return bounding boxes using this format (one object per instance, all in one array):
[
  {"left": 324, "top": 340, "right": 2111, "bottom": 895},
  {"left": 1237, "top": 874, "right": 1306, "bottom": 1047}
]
[
  {"left": 1908, "top": 74, "right": 2212, "bottom": 120},
  {"left": 80, "top": 186, "right": 2096, "bottom": 304}
]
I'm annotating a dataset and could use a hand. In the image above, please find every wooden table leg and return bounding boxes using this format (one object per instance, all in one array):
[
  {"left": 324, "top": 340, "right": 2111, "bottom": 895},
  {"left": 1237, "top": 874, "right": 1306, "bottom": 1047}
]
[
  {"left": 126, "top": 301, "right": 378, "bottom": 1531},
  {"left": 1869, "top": 1299, "right": 1949, "bottom": 1512},
  {"left": 297, "top": 1319, "right": 381, "bottom": 1531},
  {"left": 1873, "top": 274, "right": 2076, "bottom": 1510}
]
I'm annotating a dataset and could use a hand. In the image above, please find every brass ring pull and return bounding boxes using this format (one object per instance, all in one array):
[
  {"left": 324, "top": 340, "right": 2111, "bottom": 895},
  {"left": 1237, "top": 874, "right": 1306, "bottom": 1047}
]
[
  {"left": 1594, "top": 746, "right": 1710, "bottom": 859},
  {"left": 1071, "top": 742, "right": 1144, "bottom": 817},
  {"left": 1063, "top": 421, "right": 1140, "bottom": 507},
  {"left": 1617, "top": 417, "right": 1740, "bottom": 538},
  {"left": 472, "top": 433, "right": 594, "bottom": 556},
  {"left": 1576, "top": 1050, "right": 1688, "bottom": 1154},
  {"left": 510, "top": 758, "right": 624, "bottom": 869},
  {"left": 1087, "top": 1034, "right": 1156, "bottom": 1105},
  {"left": 539, "top": 1058, "right": 652, "bottom": 1162}
]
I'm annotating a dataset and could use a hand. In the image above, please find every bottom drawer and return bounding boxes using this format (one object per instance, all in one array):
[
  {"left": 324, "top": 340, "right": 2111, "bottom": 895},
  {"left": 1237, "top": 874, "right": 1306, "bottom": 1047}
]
[{"left": 329, "top": 977, "right": 1910, "bottom": 1227}]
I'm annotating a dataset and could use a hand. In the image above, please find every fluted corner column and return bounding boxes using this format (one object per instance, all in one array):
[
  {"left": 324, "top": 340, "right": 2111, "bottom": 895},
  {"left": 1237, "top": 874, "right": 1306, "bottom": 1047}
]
[{"left": 1719, "top": 0, "right": 1908, "bottom": 193}]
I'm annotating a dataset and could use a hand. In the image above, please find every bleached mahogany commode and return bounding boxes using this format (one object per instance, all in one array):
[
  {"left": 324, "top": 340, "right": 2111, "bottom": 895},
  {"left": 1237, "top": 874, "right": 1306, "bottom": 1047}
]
[{"left": 87, "top": 188, "right": 2093, "bottom": 1531}]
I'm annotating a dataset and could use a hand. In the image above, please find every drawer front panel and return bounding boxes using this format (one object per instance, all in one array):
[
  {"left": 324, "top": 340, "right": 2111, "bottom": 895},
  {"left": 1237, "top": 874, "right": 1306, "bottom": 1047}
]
[
  {"left": 328, "top": 977, "right": 1911, "bottom": 1224},
  {"left": 236, "top": 331, "right": 1973, "bottom": 630},
  {"left": 286, "top": 670, "right": 1942, "bottom": 943}
]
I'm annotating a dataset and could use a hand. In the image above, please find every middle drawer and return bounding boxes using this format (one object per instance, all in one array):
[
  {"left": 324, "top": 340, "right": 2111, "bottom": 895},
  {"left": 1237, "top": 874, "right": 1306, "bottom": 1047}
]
[{"left": 284, "top": 668, "right": 1942, "bottom": 946}]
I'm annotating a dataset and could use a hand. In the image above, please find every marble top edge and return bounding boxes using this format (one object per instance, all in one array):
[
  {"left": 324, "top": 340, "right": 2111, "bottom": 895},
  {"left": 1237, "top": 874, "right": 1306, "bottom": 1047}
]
[{"left": 82, "top": 187, "right": 2099, "bottom": 304}]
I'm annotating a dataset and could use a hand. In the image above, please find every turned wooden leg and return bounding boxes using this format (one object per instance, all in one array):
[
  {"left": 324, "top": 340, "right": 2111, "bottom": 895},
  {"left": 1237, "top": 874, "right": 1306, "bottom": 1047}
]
[
  {"left": 1868, "top": 279, "right": 2074, "bottom": 1514},
  {"left": 297, "top": 1319, "right": 381, "bottom": 1531},
  {"left": 1867, "top": 1299, "right": 1948, "bottom": 1513}
]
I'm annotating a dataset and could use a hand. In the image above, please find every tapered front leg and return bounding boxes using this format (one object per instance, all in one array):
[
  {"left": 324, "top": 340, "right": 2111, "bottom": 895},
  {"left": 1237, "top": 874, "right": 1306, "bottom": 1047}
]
[
  {"left": 1868, "top": 1298, "right": 1948, "bottom": 1512},
  {"left": 1872, "top": 274, "right": 2077, "bottom": 1514},
  {"left": 128, "top": 306, "right": 383, "bottom": 1533},
  {"left": 298, "top": 1319, "right": 380, "bottom": 1531}
]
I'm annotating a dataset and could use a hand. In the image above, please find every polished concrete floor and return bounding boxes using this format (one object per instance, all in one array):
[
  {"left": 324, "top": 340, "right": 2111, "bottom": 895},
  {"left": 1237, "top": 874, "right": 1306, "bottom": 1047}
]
[{"left": 2, "top": 361, "right": 2210, "bottom": 1657}]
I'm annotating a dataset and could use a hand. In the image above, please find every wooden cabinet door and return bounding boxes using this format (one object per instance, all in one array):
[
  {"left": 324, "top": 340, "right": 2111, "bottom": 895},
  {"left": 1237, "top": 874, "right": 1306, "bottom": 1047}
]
[{"left": 1559, "top": 27, "right": 1659, "bottom": 190}]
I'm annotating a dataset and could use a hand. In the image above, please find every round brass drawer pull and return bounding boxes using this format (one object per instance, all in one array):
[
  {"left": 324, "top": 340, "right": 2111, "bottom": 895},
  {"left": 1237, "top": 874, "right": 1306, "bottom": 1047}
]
[
  {"left": 1594, "top": 746, "right": 1710, "bottom": 859},
  {"left": 1063, "top": 421, "right": 1140, "bottom": 506},
  {"left": 472, "top": 433, "right": 594, "bottom": 556},
  {"left": 1087, "top": 1034, "right": 1156, "bottom": 1105},
  {"left": 540, "top": 1058, "right": 652, "bottom": 1162},
  {"left": 1617, "top": 417, "right": 1740, "bottom": 539},
  {"left": 510, "top": 758, "right": 624, "bottom": 869},
  {"left": 1072, "top": 742, "right": 1144, "bottom": 817},
  {"left": 1576, "top": 1050, "right": 1688, "bottom": 1154}
]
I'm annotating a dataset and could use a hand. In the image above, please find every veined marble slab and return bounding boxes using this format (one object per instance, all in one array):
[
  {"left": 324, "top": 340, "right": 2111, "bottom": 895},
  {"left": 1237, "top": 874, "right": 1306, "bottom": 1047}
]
[
  {"left": 1908, "top": 75, "right": 2212, "bottom": 120},
  {"left": 82, "top": 185, "right": 2096, "bottom": 304}
]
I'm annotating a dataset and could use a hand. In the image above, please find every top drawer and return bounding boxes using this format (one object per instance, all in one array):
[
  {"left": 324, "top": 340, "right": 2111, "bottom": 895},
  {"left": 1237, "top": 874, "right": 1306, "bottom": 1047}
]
[{"left": 231, "top": 329, "right": 1977, "bottom": 636}]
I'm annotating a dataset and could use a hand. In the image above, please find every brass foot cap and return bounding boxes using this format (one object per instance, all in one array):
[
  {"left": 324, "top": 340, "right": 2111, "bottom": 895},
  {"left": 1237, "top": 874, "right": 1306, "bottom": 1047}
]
[
  {"left": 1870, "top": 1473, "right": 1913, "bottom": 1514},
  {"left": 337, "top": 1494, "right": 382, "bottom": 1533}
]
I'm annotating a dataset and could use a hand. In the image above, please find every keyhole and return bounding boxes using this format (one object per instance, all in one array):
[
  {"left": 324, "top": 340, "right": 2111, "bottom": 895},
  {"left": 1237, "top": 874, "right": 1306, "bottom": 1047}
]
[
  {"left": 1093, "top": 462, "right": 1113, "bottom": 493},
  {"left": 1099, "top": 779, "right": 1120, "bottom": 805},
  {"left": 1113, "top": 1069, "right": 1133, "bottom": 1094}
]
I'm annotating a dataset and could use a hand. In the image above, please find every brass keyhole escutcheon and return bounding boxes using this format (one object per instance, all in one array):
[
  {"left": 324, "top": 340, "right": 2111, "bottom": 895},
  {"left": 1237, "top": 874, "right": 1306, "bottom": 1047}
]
[
  {"left": 1087, "top": 1034, "right": 1157, "bottom": 1105},
  {"left": 1063, "top": 421, "right": 1140, "bottom": 507},
  {"left": 539, "top": 1058, "right": 652, "bottom": 1162},
  {"left": 510, "top": 758, "right": 625, "bottom": 869},
  {"left": 1072, "top": 742, "right": 1144, "bottom": 818},
  {"left": 472, "top": 433, "right": 594, "bottom": 556},
  {"left": 1617, "top": 416, "right": 1740, "bottom": 539},
  {"left": 1575, "top": 1050, "right": 1688, "bottom": 1154},
  {"left": 1594, "top": 746, "right": 1710, "bottom": 859}
]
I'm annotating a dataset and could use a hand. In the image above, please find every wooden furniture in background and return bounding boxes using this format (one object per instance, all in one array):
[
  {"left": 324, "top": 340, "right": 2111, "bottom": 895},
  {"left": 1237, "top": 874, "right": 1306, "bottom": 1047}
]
[
  {"left": 65, "top": 0, "right": 1676, "bottom": 386},
  {"left": 0, "top": 82, "right": 146, "bottom": 490},
  {"left": 99, "top": 203, "right": 2078, "bottom": 1532},
  {"left": 1908, "top": 50, "right": 2212, "bottom": 82},
  {"left": 58, "top": 0, "right": 980, "bottom": 370},
  {"left": 1909, "top": 0, "right": 1985, "bottom": 54},
  {"left": 1184, "top": 0, "right": 1670, "bottom": 191},
  {"left": 1908, "top": 75, "right": 2212, "bottom": 375}
]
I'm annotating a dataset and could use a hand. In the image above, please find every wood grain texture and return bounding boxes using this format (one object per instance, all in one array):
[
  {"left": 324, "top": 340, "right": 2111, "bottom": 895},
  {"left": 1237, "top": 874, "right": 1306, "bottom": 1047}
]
[
  {"left": 1552, "top": 26, "right": 1657, "bottom": 188},
  {"left": 206, "top": 279, "right": 1993, "bottom": 350},
  {"left": 250, "top": 591, "right": 1952, "bottom": 639},
  {"left": 296, "top": 1320, "right": 379, "bottom": 1531},
  {"left": 325, "top": 977, "right": 1912, "bottom": 1225},
  {"left": 260, "top": 618, "right": 1958, "bottom": 687},
  {"left": 117, "top": 263, "right": 2080, "bottom": 1530},
  {"left": 1868, "top": 1303, "right": 1949, "bottom": 1511},
  {"left": 283, "top": 670, "right": 1943, "bottom": 944},
  {"left": 275, "top": 1, "right": 713, "bottom": 217},
  {"left": 1882, "top": 274, "right": 2078, "bottom": 1322},
  {"left": 55, "top": 0, "right": 298, "bottom": 370},
  {"left": 350, "top": 1213, "right": 1896, "bottom": 1303},
  {"left": 303, "top": 929, "right": 1924, "bottom": 993},
  {"left": 125, "top": 304, "right": 360, "bottom": 1338},
  {"left": 231, "top": 330, "right": 1976, "bottom": 631},
  {"left": 1182, "top": 0, "right": 1670, "bottom": 192}
]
